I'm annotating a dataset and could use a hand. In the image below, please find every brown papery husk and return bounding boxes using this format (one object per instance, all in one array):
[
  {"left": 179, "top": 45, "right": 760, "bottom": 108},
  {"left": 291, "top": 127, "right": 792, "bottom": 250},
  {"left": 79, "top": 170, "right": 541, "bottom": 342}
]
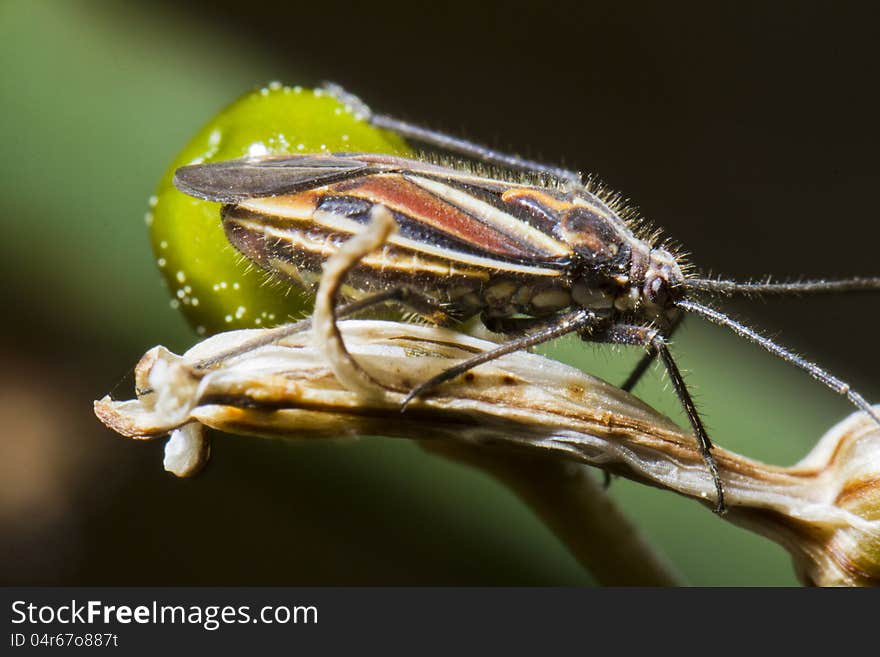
[{"left": 95, "top": 320, "right": 880, "bottom": 586}]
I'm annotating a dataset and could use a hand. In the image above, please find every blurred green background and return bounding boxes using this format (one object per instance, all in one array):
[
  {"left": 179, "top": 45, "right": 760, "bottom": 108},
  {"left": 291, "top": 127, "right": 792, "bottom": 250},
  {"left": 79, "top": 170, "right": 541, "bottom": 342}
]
[{"left": 2, "top": 0, "right": 879, "bottom": 586}]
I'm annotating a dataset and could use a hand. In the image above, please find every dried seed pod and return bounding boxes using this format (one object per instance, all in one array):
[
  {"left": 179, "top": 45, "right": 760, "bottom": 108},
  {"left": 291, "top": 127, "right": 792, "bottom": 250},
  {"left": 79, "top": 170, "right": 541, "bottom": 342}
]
[
  {"left": 94, "top": 320, "right": 880, "bottom": 586},
  {"left": 726, "top": 411, "right": 880, "bottom": 587}
]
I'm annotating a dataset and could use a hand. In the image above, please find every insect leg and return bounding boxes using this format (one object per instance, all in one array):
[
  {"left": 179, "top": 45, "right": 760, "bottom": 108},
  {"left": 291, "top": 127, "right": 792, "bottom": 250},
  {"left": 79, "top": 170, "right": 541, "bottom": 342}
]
[
  {"left": 400, "top": 309, "right": 604, "bottom": 409},
  {"left": 483, "top": 310, "right": 619, "bottom": 489},
  {"left": 320, "top": 82, "right": 582, "bottom": 186},
  {"left": 619, "top": 313, "right": 685, "bottom": 392},
  {"left": 593, "top": 323, "right": 726, "bottom": 514},
  {"left": 619, "top": 344, "right": 659, "bottom": 393},
  {"left": 193, "top": 286, "right": 451, "bottom": 370}
]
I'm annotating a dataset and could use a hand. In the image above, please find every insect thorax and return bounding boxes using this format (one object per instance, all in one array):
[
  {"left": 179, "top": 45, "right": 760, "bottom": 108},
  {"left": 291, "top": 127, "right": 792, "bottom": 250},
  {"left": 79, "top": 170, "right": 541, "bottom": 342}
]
[{"left": 547, "top": 188, "right": 685, "bottom": 321}]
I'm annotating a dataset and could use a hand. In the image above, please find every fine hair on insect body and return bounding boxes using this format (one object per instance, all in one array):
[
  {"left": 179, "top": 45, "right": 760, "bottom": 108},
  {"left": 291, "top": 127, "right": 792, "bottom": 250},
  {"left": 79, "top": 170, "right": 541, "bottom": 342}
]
[{"left": 173, "top": 83, "right": 880, "bottom": 514}]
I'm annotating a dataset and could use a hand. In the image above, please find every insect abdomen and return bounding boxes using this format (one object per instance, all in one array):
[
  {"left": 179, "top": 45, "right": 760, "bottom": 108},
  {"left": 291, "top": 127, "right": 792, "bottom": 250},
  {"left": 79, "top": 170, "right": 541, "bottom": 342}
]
[{"left": 222, "top": 192, "right": 574, "bottom": 322}]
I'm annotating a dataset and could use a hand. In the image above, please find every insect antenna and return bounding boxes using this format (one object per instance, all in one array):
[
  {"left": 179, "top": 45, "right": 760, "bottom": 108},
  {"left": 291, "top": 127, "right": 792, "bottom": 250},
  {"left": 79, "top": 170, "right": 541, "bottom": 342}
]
[
  {"left": 676, "top": 299, "right": 880, "bottom": 427},
  {"left": 685, "top": 276, "right": 880, "bottom": 297}
]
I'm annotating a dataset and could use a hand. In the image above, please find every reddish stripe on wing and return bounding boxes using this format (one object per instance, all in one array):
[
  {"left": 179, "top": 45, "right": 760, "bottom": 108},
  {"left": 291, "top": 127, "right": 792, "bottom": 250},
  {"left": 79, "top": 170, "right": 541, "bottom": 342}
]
[{"left": 333, "top": 174, "right": 541, "bottom": 259}]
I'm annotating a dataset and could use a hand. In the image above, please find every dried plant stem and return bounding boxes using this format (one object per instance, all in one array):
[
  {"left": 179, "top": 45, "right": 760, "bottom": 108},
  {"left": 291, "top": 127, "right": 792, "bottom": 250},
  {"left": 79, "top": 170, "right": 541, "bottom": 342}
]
[{"left": 422, "top": 440, "right": 683, "bottom": 586}]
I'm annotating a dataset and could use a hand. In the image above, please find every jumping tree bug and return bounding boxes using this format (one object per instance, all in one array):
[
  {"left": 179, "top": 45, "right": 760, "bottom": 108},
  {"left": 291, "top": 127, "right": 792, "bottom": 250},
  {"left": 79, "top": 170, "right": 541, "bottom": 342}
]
[{"left": 172, "top": 83, "right": 880, "bottom": 513}]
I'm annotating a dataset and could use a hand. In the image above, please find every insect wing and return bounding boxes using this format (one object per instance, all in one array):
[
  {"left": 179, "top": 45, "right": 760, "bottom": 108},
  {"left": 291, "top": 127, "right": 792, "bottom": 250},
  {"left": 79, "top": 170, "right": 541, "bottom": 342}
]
[
  {"left": 173, "top": 152, "right": 468, "bottom": 203},
  {"left": 175, "top": 152, "right": 549, "bottom": 203},
  {"left": 173, "top": 154, "right": 383, "bottom": 203},
  {"left": 177, "top": 153, "right": 576, "bottom": 264}
]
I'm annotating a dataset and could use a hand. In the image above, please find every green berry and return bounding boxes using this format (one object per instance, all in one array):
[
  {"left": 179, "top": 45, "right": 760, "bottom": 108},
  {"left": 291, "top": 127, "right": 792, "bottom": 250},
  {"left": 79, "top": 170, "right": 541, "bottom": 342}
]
[{"left": 148, "top": 83, "right": 411, "bottom": 335}]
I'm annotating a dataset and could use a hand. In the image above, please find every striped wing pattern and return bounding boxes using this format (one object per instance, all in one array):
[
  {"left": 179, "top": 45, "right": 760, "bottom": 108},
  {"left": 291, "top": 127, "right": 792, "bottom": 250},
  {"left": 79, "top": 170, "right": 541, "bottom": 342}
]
[{"left": 178, "top": 153, "right": 580, "bottom": 319}]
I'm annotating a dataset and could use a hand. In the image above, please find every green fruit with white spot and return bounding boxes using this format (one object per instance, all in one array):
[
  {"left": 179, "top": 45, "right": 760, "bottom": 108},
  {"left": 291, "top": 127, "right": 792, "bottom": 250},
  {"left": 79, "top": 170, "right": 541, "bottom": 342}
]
[{"left": 149, "top": 84, "right": 411, "bottom": 335}]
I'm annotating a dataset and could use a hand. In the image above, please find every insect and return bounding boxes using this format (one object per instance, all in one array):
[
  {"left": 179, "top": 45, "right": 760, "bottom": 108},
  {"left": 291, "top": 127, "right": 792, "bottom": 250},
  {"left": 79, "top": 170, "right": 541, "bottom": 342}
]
[{"left": 173, "top": 83, "right": 880, "bottom": 513}]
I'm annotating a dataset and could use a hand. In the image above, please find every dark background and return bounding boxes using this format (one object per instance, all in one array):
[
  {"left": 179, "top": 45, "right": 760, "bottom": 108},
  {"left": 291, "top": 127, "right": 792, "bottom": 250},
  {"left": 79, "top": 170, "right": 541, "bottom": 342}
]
[{"left": 2, "top": 1, "right": 879, "bottom": 585}]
